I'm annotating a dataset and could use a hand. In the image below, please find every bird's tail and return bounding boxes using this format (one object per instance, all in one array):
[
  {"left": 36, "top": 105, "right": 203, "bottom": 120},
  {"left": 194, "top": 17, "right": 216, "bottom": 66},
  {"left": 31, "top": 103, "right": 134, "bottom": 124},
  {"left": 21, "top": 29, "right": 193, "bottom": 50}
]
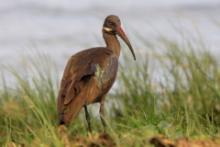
[
  {"left": 58, "top": 94, "right": 85, "bottom": 125},
  {"left": 58, "top": 78, "right": 100, "bottom": 125}
]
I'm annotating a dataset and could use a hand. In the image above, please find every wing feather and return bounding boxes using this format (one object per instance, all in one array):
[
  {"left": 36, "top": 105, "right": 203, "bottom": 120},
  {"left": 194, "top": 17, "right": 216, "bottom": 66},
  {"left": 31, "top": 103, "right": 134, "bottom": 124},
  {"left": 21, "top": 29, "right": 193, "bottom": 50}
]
[{"left": 57, "top": 48, "right": 113, "bottom": 112}]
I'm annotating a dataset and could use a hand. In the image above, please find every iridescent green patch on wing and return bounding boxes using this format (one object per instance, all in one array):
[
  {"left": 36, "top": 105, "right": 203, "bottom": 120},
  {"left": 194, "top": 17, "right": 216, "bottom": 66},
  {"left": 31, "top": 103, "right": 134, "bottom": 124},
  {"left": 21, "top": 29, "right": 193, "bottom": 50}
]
[{"left": 95, "top": 64, "right": 104, "bottom": 87}]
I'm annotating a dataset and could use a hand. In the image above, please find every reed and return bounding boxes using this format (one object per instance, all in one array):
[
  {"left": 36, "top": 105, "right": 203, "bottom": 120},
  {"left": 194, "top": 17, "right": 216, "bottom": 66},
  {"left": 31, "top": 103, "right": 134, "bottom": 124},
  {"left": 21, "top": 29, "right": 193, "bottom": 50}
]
[{"left": 0, "top": 35, "right": 219, "bottom": 146}]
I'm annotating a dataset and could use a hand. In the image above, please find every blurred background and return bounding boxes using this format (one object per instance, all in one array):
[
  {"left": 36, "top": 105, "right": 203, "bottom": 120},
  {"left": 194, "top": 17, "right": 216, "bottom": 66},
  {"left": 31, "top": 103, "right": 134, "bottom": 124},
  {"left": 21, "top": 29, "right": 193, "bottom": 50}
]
[
  {"left": 0, "top": 0, "right": 220, "bottom": 70},
  {"left": 1, "top": 1, "right": 220, "bottom": 146}
]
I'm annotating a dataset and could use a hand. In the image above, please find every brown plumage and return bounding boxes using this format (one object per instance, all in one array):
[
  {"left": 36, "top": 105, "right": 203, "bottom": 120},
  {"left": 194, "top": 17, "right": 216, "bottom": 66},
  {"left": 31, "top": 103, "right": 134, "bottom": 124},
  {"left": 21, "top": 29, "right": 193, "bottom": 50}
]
[{"left": 57, "top": 15, "right": 136, "bottom": 131}]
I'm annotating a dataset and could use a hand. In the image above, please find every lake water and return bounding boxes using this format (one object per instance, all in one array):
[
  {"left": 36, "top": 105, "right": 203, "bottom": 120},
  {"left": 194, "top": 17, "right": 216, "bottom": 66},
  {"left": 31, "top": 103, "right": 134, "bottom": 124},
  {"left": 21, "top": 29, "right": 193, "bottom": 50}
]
[{"left": 0, "top": 0, "right": 220, "bottom": 74}]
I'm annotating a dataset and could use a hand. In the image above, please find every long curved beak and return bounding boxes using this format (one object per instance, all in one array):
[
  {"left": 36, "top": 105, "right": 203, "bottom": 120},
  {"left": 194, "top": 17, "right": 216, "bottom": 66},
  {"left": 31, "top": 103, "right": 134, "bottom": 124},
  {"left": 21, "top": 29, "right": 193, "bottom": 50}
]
[{"left": 116, "top": 26, "right": 136, "bottom": 60}]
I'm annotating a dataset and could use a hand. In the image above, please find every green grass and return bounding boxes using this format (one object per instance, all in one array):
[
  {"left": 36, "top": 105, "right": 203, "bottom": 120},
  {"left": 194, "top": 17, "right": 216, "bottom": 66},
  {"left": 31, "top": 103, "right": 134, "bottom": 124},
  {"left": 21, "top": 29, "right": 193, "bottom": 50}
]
[{"left": 0, "top": 36, "right": 220, "bottom": 146}]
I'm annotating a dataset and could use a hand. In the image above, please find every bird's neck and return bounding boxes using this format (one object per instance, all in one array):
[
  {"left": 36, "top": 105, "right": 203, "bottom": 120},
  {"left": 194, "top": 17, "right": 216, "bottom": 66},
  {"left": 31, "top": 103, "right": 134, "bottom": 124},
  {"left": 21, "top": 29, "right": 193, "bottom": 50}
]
[{"left": 103, "top": 32, "right": 121, "bottom": 58}]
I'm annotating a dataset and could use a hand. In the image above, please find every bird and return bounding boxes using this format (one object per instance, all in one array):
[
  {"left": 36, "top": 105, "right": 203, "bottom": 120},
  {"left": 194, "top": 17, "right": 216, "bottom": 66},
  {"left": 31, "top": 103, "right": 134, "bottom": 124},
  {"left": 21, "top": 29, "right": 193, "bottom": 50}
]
[{"left": 57, "top": 15, "right": 136, "bottom": 131}]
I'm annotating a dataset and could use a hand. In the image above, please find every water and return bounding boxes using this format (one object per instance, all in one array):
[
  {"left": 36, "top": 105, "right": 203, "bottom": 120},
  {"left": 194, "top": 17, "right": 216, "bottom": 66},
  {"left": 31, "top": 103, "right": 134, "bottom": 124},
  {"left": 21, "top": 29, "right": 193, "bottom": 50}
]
[
  {"left": 0, "top": 0, "right": 220, "bottom": 73},
  {"left": 1, "top": 0, "right": 219, "bottom": 116}
]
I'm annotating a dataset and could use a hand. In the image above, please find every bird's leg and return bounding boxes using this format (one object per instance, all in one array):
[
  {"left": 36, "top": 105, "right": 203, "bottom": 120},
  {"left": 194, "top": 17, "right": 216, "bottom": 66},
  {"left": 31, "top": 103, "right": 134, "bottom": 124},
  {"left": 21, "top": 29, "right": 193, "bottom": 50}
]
[
  {"left": 100, "top": 97, "right": 106, "bottom": 131},
  {"left": 84, "top": 105, "right": 92, "bottom": 132}
]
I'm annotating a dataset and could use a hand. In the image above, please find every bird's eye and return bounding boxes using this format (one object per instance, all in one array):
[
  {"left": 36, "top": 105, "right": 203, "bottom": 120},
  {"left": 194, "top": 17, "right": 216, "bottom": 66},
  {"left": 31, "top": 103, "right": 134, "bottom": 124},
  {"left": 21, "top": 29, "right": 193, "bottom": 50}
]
[{"left": 108, "top": 22, "right": 115, "bottom": 26}]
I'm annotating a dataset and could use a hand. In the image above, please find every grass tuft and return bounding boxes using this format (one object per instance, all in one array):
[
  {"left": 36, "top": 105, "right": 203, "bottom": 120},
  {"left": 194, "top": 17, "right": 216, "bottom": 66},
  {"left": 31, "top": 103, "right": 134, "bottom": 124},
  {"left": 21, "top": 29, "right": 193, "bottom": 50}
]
[{"left": 0, "top": 35, "right": 220, "bottom": 146}]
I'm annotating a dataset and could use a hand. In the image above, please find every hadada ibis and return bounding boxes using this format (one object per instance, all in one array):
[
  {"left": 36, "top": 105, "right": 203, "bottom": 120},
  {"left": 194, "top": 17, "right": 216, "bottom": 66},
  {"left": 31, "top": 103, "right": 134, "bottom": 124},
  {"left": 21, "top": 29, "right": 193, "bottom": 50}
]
[{"left": 57, "top": 15, "right": 136, "bottom": 131}]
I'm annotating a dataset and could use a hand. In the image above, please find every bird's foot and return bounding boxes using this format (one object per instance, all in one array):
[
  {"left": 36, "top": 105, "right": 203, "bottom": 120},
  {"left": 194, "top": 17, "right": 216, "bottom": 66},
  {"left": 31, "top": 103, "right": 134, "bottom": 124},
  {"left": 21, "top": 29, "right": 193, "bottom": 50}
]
[
  {"left": 100, "top": 116, "right": 107, "bottom": 133},
  {"left": 87, "top": 125, "right": 92, "bottom": 133},
  {"left": 57, "top": 125, "right": 70, "bottom": 146},
  {"left": 57, "top": 124, "right": 67, "bottom": 135}
]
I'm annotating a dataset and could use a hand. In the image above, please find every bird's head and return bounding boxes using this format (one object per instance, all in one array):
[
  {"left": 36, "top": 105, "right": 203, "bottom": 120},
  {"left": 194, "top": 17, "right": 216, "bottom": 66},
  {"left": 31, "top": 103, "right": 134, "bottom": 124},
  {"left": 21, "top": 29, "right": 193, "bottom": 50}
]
[{"left": 103, "top": 15, "right": 136, "bottom": 60}]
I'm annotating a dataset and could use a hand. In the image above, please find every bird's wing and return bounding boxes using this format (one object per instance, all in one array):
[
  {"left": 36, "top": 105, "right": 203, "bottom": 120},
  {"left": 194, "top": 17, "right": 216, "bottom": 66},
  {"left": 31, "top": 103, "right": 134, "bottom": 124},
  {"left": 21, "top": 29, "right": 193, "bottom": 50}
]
[
  {"left": 63, "top": 62, "right": 96, "bottom": 105},
  {"left": 58, "top": 56, "right": 95, "bottom": 106},
  {"left": 57, "top": 48, "right": 113, "bottom": 109}
]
